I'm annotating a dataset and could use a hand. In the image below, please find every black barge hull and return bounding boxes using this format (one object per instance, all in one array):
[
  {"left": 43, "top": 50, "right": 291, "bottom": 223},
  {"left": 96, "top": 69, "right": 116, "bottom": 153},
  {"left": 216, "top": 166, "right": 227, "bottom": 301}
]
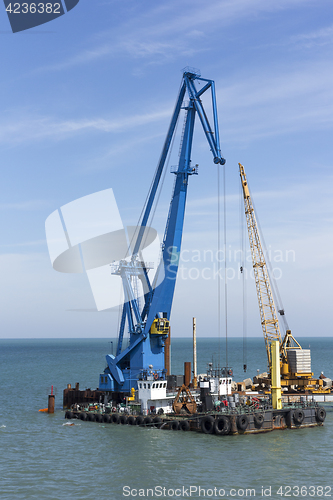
[{"left": 64, "top": 406, "right": 326, "bottom": 435}]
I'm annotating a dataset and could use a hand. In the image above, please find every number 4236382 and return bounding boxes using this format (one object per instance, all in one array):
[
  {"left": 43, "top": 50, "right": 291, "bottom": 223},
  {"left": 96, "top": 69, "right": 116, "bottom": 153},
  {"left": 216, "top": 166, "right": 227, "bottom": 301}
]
[{"left": 6, "top": 3, "right": 61, "bottom": 14}]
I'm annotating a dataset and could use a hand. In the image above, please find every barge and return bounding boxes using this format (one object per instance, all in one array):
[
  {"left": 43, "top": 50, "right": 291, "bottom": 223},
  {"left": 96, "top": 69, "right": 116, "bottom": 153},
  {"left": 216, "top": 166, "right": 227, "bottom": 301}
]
[
  {"left": 63, "top": 366, "right": 327, "bottom": 436},
  {"left": 55, "top": 70, "right": 330, "bottom": 436},
  {"left": 64, "top": 401, "right": 327, "bottom": 435}
]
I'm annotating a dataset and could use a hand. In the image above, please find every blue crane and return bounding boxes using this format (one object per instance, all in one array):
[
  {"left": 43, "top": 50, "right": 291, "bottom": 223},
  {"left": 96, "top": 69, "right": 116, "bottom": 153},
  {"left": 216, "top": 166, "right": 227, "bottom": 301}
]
[{"left": 99, "top": 67, "right": 225, "bottom": 395}]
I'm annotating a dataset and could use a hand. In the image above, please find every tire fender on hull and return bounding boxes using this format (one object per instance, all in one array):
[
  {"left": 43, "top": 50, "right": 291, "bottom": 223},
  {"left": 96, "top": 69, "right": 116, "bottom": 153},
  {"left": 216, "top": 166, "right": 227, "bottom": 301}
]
[
  {"left": 254, "top": 413, "right": 264, "bottom": 428},
  {"left": 237, "top": 414, "right": 249, "bottom": 432},
  {"left": 143, "top": 416, "right": 153, "bottom": 427},
  {"left": 153, "top": 416, "right": 162, "bottom": 428},
  {"left": 293, "top": 410, "right": 305, "bottom": 426},
  {"left": 214, "top": 416, "right": 230, "bottom": 435},
  {"left": 135, "top": 416, "right": 144, "bottom": 426},
  {"left": 201, "top": 416, "right": 214, "bottom": 434},
  {"left": 170, "top": 420, "right": 180, "bottom": 431},
  {"left": 179, "top": 420, "right": 190, "bottom": 431},
  {"left": 316, "top": 407, "right": 326, "bottom": 423},
  {"left": 111, "top": 414, "right": 120, "bottom": 424}
]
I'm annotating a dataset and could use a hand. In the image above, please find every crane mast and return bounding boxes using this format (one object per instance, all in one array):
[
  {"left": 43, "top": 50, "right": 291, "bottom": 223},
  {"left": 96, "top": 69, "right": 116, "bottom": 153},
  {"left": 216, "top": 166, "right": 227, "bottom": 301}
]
[
  {"left": 99, "top": 68, "right": 226, "bottom": 395},
  {"left": 239, "top": 163, "right": 281, "bottom": 370}
]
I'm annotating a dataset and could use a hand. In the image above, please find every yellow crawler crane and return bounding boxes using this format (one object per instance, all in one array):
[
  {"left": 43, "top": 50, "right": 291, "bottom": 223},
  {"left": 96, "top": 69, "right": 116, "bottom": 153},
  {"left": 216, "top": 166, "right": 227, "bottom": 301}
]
[{"left": 239, "top": 163, "right": 328, "bottom": 393}]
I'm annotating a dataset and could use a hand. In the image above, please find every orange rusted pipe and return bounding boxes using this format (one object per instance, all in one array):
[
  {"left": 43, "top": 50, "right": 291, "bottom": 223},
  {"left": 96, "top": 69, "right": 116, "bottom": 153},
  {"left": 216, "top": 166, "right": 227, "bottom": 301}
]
[{"left": 164, "top": 327, "right": 171, "bottom": 376}]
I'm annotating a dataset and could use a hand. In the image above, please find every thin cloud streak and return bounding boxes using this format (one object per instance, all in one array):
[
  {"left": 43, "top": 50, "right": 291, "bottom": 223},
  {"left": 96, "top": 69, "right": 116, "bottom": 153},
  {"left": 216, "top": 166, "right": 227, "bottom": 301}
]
[
  {"left": 0, "top": 239, "right": 46, "bottom": 248},
  {"left": 218, "top": 61, "right": 333, "bottom": 142},
  {"left": 291, "top": 24, "right": 333, "bottom": 48},
  {"left": 3, "top": 59, "right": 333, "bottom": 146},
  {"left": 0, "top": 108, "right": 172, "bottom": 145},
  {"left": 186, "top": 175, "right": 333, "bottom": 221},
  {"left": 0, "top": 200, "right": 49, "bottom": 210},
  {"left": 35, "top": 0, "right": 316, "bottom": 72}
]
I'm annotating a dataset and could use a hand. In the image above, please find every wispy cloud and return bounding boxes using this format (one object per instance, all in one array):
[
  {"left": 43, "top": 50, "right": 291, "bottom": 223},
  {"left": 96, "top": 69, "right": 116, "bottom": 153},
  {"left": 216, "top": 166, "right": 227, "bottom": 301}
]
[
  {"left": 0, "top": 108, "right": 172, "bottom": 145},
  {"left": 36, "top": 0, "right": 315, "bottom": 72},
  {"left": 3, "top": 58, "right": 333, "bottom": 148},
  {"left": 0, "top": 200, "right": 49, "bottom": 210},
  {"left": 218, "top": 61, "right": 333, "bottom": 142},
  {"left": 0, "top": 239, "right": 46, "bottom": 247},
  {"left": 186, "top": 173, "right": 333, "bottom": 221},
  {"left": 82, "top": 131, "right": 166, "bottom": 173},
  {"left": 291, "top": 24, "right": 333, "bottom": 49},
  {"left": 3, "top": 59, "right": 333, "bottom": 148}
]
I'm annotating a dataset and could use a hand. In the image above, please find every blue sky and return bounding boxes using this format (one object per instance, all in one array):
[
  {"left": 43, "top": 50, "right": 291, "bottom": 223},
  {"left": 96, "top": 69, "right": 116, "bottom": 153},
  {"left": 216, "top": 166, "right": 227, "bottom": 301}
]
[{"left": 0, "top": 0, "right": 332, "bottom": 339}]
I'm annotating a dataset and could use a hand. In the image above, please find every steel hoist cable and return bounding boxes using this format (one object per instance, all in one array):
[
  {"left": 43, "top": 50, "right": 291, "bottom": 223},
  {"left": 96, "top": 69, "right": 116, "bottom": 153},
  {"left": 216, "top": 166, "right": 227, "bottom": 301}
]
[
  {"left": 223, "top": 163, "right": 228, "bottom": 370},
  {"left": 217, "top": 164, "right": 221, "bottom": 366},
  {"left": 239, "top": 180, "right": 247, "bottom": 372}
]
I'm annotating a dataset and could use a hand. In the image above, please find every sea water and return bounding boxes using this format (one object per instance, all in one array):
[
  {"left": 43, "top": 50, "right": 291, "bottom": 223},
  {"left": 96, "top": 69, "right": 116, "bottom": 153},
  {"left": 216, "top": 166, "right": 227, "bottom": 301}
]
[{"left": 1, "top": 337, "right": 332, "bottom": 500}]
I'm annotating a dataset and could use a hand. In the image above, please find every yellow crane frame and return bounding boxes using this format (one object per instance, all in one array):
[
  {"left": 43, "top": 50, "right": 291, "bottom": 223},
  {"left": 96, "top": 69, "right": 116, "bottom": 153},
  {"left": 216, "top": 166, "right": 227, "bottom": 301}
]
[{"left": 239, "top": 163, "right": 328, "bottom": 393}]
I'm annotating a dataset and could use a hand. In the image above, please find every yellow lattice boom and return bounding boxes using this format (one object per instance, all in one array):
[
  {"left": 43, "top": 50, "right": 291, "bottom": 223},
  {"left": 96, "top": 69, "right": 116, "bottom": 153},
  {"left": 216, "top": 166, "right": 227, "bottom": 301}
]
[{"left": 239, "top": 163, "right": 282, "bottom": 369}]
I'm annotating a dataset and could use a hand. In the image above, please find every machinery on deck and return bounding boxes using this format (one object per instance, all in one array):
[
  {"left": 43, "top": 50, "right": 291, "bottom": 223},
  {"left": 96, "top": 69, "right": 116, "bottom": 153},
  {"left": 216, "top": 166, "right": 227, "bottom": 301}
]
[
  {"left": 173, "top": 384, "right": 197, "bottom": 414},
  {"left": 99, "top": 68, "right": 226, "bottom": 397},
  {"left": 239, "top": 163, "right": 328, "bottom": 393}
]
